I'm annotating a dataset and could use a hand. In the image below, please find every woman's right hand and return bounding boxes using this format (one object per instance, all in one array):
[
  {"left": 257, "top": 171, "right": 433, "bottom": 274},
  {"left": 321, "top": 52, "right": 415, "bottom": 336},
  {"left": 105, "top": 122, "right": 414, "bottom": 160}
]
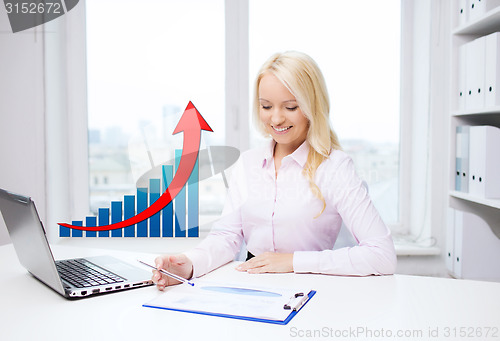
[{"left": 152, "top": 254, "right": 194, "bottom": 291}]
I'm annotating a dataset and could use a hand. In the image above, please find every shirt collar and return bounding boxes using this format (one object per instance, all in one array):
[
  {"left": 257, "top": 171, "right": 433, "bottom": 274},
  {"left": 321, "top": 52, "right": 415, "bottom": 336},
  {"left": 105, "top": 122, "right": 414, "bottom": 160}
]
[
  {"left": 261, "top": 140, "right": 310, "bottom": 169},
  {"left": 261, "top": 141, "right": 275, "bottom": 168}
]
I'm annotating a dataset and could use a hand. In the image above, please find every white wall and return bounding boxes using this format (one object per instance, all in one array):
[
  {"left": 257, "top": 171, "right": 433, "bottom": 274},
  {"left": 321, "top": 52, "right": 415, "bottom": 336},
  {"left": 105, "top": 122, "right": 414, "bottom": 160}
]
[
  {"left": 428, "top": 0, "right": 451, "bottom": 278},
  {"left": 0, "top": 10, "right": 46, "bottom": 246}
]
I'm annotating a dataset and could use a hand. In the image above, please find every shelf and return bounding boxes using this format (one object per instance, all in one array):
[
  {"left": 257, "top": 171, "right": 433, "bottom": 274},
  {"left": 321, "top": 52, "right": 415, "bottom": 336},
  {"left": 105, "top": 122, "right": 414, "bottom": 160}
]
[
  {"left": 452, "top": 106, "right": 500, "bottom": 116},
  {"left": 450, "top": 190, "right": 500, "bottom": 209},
  {"left": 453, "top": 6, "right": 500, "bottom": 35},
  {"left": 394, "top": 243, "right": 441, "bottom": 256}
]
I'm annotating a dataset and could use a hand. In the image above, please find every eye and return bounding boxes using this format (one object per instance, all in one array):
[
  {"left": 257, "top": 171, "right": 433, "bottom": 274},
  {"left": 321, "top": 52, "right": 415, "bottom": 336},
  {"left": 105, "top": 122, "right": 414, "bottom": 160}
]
[
  {"left": 286, "top": 106, "right": 298, "bottom": 111},
  {"left": 261, "top": 105, "right": 272, "bottom": 110}
]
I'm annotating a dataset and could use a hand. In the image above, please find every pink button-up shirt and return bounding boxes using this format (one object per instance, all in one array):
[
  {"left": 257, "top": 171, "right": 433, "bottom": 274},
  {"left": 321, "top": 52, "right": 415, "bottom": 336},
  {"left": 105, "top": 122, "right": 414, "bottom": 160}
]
[{"left": 185, "top": 140, "right": 397, "bottom": 277}]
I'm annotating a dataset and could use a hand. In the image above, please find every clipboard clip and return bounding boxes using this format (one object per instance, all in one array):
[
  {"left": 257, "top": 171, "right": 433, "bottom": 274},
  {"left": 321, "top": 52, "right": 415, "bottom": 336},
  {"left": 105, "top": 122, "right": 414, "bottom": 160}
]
[{"left": 283, "top": 292, "right": 308, "bottom": 311}]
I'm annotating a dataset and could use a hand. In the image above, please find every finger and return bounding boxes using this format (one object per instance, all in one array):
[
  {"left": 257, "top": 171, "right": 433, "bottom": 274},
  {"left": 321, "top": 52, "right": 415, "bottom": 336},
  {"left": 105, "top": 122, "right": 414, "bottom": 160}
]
[
  {"left": 152, "top": 270, "right": 161, "bottom": 283},
  {"left": 246, "top": 257, "right": 269, "bottom": 269},
  {"left": 170, "top": 254, "right": 188, "bottom": 266},
  {"left": 169, "top": 254, "right": 178, "bottom": 264},
  {"left": 153, "top": 269, "right": 168, "bottom": 284},
  {"left": 247, "top": 263, "right": 274, "bottom": 274},
  {"left": 154, "top": 268, "right": 174, "bottom": 287},
  {"left": 236, "top": 260, "right": 252, "bottom": 271},
  {"left": 155, "top": 255, "right": 165, "bottom": 269},
  {"left": 164, "top": 256, "right": 177, "bottom": 274},
  {"left": 169, "top": 279, "right": 182, "bottom": 286},
  {"left": 237, "top": 258, "right": 266, "bottom": 271},
  {"left": 155, "top": 276, "right": 167, "bottom": 291},
  {"left": 249, "top": 262, "right": 284, "bottom": 274},
  {"left": 240, "top": 255, "right": 263, "bottom": 268},
  {"left": 247, "top": 267, "right": 265, "bottom": 274}
]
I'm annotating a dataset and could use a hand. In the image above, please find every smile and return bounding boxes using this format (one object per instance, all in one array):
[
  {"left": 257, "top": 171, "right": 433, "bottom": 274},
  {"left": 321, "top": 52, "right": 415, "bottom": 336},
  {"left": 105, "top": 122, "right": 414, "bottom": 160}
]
[{"left": 272, "top": 125, "right": 292, "bottom": 132}]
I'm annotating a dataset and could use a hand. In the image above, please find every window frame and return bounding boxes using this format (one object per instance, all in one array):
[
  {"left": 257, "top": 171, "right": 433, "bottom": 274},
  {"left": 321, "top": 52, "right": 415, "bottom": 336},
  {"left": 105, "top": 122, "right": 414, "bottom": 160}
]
[{"left": 43, "top": 2, "right": 89, "bottom": 243}]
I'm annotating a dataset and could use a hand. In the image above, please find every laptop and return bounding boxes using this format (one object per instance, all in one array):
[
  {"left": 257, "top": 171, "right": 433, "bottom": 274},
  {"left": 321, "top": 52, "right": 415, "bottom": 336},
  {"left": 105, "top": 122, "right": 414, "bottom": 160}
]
[{"left": 0, "top": 188, "right": 154, "bottom": 299}]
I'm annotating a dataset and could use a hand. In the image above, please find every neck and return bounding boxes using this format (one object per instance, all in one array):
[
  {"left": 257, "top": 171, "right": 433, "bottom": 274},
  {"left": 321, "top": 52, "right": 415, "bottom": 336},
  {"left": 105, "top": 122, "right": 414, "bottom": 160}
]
[{"left": 273, "top": 139, "right": 305, "bottom": 159}]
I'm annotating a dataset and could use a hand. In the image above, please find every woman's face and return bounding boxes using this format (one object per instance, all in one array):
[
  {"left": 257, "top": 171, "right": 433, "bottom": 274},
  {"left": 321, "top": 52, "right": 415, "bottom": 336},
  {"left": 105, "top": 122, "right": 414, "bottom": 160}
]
[{"left": 258, "top": 73, "right": 309, "bottom": 154}]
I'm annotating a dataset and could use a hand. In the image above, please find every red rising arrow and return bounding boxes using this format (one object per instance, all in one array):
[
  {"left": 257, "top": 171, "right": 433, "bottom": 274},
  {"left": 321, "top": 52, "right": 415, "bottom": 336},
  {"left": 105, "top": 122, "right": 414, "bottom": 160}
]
[{"left": 58, "top": 101, "right": 213, "bottom": 232}]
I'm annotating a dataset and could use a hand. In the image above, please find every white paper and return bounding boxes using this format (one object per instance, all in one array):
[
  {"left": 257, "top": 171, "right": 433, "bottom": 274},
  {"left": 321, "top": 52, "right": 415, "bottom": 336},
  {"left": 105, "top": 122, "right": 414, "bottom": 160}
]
[{"left": 144, "top": 279, "right": 312, "bottom": 322}]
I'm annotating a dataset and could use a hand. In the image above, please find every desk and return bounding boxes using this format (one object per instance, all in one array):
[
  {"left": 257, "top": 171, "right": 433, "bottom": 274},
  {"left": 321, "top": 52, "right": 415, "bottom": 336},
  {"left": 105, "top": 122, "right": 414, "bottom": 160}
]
[{"left": 1, "top": 243, "right": 499, "bottom": 341}]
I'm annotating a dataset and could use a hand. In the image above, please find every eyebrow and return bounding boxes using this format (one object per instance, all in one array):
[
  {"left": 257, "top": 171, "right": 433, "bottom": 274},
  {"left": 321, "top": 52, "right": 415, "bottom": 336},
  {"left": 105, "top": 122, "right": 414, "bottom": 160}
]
[{"left": 258, "top": 98, "right": 297, "bottom": 104}]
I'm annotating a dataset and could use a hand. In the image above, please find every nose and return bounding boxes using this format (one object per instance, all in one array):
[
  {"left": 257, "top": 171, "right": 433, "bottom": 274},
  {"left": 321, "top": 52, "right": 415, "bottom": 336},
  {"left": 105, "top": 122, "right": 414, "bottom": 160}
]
[{"left": 270, "top": 108, "right": 285, "bottom": 126}]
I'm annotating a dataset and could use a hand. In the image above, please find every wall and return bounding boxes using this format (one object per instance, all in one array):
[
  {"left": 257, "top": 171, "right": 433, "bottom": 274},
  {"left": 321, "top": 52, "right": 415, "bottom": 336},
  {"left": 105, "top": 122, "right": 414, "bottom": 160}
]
[{"left": 0, "top": 10, "right": 46, "bottom": 246}]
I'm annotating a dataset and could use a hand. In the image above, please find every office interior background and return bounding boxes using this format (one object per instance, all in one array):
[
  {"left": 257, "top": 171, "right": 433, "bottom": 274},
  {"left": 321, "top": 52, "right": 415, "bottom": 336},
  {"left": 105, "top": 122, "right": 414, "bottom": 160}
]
[{"left": 1, "top": 0, "right": 499, "bottom": 280}]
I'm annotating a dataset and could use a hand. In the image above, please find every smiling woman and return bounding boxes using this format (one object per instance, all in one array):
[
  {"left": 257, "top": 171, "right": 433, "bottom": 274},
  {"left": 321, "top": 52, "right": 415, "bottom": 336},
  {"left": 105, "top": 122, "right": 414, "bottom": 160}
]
[
  {"left": 152, "top": 51, "right": 397, "bottom": 289},
  {"left": 253, "top": 51, "right": 342, "bottom": 218}
]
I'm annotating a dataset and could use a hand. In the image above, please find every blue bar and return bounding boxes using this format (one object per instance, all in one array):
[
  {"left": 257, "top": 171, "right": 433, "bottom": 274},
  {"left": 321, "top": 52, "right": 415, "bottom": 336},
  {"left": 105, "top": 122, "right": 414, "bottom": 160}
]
[
  {"left": 124, "top": 195, "right": 135, "bottom": 237},
  {"left": 59, "top": 221, "right": 71, "bottom": 237},
  {"left": 188, "top": 156, "right": 199, "bottom": 237},
  {"left": 174, "top": 149, "right": 186, "bottom": 237},
  {"left": 149, "top": 179, "right": 161, "bottom": 237},
  {"left": 98, "top": 208, "right": 109, "bottom": 237},
  {"left": 137, "top": 187, "right": 148, "bottom": 237},
  {"left": 86, "top": 216, "right": 97, "bottom": 237},
  {"left": 71, "top": 220, "right": 83, "bottom": 238},
  {"left": 162, "top": 165, "right": 174, "bottom": 237},
  {"left": 111, "top": 201, "right": 123, "bottom": 237}
]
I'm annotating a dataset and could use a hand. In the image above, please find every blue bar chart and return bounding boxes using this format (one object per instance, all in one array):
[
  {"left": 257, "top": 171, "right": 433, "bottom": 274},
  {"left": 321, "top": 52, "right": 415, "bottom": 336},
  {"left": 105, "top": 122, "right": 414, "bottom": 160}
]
[{"left": 60, "top": 150, "right": 199, "bottom": 238}]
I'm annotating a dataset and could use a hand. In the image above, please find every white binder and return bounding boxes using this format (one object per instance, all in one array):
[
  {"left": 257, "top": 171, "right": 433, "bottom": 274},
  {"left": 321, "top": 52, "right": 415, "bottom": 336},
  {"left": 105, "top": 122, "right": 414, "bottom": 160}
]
[
  {"left": 445, "top": 208, "right": 455, "bottom": 274},
  {"left": 465, "top": 37, "right": 486, "bottom": 111},
  {"left": 469, "top": 0, "right": 500, "bottom": 21},
  {"left": 458, "top": 44, "right": 467, "bottom": 111},
  {"left": 455, "top": 126, "right": 470, "bottom": 192},
  {"left": 457, "top": 0, "right": 468, "bottom": 27},
  {"left": 485, "top": 32, "right": 500, "bottom": 108},
  {"left": 469, "top": 125, "right": 500, "bottom": 198},
  {"left": 452, "top": 209, "right": 464, "bottom": 278},
  {"left": 469, "top": 0, "right": 481, "bottom": 21},
  {"left": 452, "top": 210, "right": 500, "bottom": 281}
]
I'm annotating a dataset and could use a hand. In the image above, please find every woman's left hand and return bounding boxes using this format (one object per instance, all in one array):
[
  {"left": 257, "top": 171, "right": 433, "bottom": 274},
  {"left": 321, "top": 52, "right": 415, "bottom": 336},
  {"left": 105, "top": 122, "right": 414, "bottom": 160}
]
[{"left": 235, "top": 252, "right": 294, "bottom": 274}]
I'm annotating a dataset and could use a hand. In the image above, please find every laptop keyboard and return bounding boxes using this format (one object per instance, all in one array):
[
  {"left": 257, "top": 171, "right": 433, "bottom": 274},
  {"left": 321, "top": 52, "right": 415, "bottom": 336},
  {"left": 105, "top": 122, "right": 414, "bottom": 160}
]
[{"left": 56, "top": 259, "right": 125, "bottom": 288}]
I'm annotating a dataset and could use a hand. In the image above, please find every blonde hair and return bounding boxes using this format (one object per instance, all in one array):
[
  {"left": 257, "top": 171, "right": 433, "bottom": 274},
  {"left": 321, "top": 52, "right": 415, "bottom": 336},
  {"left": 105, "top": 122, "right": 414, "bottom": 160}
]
[{"left": 253, "top": 51, "right": 342, "bottom": 216}]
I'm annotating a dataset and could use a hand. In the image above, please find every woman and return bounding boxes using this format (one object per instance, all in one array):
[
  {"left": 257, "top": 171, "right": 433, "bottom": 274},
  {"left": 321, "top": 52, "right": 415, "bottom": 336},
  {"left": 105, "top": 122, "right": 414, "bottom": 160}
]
[{"left": 153, "top": 51, "right": 397, "bottom": 289}]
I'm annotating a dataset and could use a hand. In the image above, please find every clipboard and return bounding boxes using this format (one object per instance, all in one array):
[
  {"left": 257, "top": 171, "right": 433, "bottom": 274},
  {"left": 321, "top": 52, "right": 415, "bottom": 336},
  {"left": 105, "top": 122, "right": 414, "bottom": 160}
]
[{"left": 142, "top": 280, "right": 316, "bottom": 325}]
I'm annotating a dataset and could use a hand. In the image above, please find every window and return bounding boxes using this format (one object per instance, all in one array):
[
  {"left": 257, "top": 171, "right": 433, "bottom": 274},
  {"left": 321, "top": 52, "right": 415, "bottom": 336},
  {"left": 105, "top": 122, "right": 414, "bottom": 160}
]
[
  {"left": 249, "top": 0, "right": 401, "bottom": 225},
  {"left": 86, "top": 0, "right": 226, "bottom": 220}
]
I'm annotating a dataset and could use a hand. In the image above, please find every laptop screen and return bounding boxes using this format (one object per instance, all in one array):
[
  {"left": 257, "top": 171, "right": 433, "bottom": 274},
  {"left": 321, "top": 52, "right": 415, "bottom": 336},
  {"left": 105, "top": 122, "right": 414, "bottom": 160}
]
[{"left": 0, "top": 189, "right": 65, "bottom": 295}]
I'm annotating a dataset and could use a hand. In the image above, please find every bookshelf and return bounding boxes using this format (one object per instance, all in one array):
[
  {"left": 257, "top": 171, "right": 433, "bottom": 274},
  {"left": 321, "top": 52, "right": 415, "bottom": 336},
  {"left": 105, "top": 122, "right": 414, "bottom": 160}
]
[
  {"left": 450, "top": 190, "right": 500, "bottom": 210},
  {"left": 448, "top": 1, "right": 500, "bottom": 281}
]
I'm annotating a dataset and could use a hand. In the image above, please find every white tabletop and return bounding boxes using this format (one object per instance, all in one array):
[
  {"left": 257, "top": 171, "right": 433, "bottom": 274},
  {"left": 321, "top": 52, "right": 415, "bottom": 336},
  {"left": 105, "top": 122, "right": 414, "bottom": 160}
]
[{"left": 1, "top": 243, "right": 499, "bottom": 341}]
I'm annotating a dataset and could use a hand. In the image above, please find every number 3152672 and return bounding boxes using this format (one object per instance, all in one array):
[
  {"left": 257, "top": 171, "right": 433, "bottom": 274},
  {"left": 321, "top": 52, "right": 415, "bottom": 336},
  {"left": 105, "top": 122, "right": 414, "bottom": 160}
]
[{"left": 5, "top": 2, "right": 62, "bottom": 14}]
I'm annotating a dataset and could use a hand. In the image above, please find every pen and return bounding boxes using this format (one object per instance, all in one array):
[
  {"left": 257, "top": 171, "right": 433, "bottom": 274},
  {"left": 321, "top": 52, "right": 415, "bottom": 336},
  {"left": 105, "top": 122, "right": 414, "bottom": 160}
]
[
  {"left": 284, "top": 292, "right": 308, "bottom": 311},
  {"left": 137, "top": 260, "right": 195, "bottom": 287}
]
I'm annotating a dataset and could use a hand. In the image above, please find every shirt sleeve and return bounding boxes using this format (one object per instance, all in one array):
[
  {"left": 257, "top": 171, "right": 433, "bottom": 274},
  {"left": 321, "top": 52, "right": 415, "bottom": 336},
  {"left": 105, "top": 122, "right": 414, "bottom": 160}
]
[
  {"left": 184, "top": 157, "right": 247, "bottom": 278},
  {"left": 293, "top": 156, "right": 397, "bottom": 276}
]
